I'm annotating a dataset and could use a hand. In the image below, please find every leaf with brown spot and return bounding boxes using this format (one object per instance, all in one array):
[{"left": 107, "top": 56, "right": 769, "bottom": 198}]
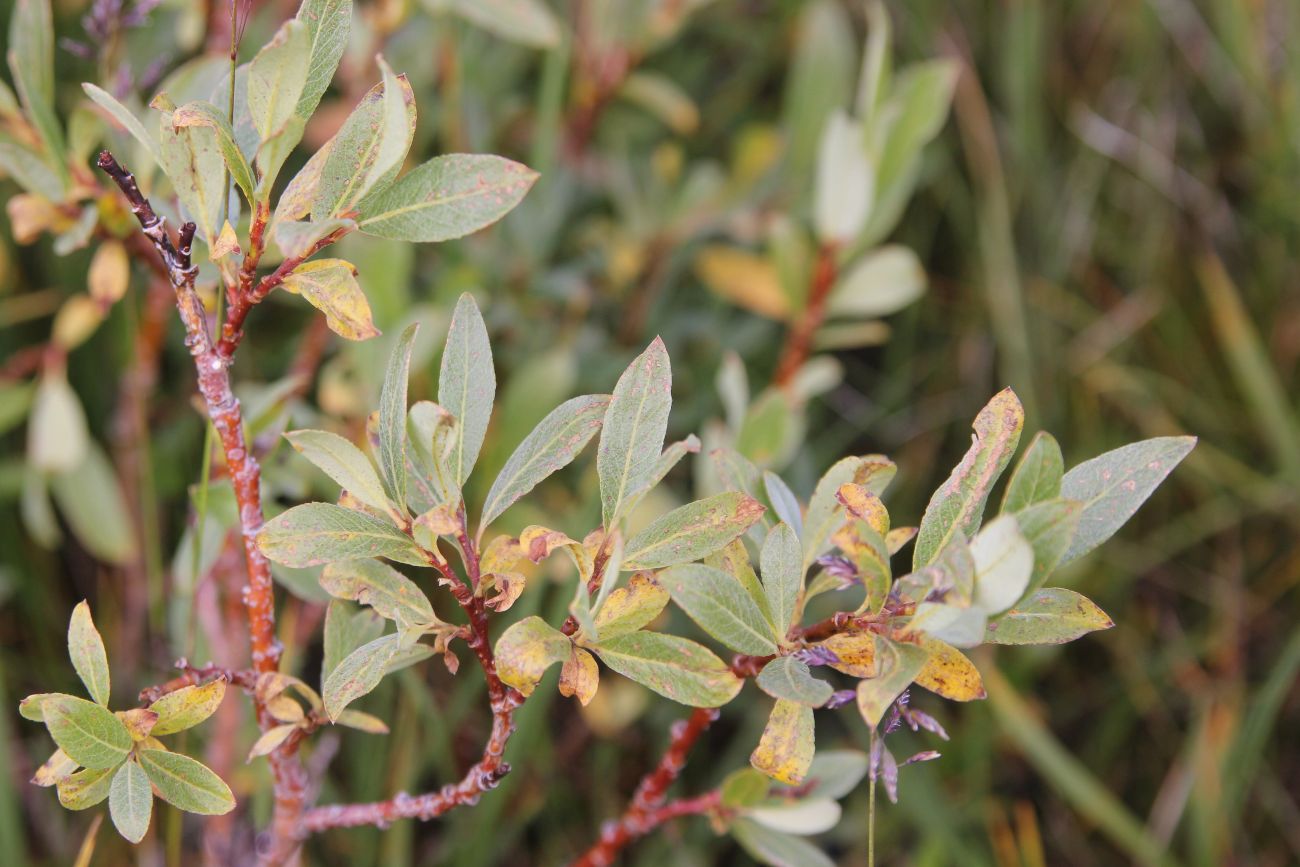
[
  {"left": 559, "top": 646, "right": 599, "bottom": 706},
  {"left": 494, "top": 616, "right": 571, "bottom": 697},
  {"left": 913, "top": 637, "right": 985, "bottom": 701},
  {"left": 281, "top": 259, "right": 380, "bottom": 341},
  {"left": 750, "top": 699, "right": 815, "bottom": 784}
]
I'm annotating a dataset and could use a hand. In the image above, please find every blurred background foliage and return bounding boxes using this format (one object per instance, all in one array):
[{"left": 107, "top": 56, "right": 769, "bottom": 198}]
[{"left": 1, "top": 0, "right": 1297, "bottom": 864}]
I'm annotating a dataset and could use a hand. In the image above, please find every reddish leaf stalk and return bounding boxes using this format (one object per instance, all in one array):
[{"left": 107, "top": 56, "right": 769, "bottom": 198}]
[
  {"left": 773, "top": 242, "right": 840, "bottom": 387},
  {"left": 571, "top": 707, "right": 720, "bottom": 867},
  {"left": 96, "top": 150, "right": 307, "bottom": 865}
]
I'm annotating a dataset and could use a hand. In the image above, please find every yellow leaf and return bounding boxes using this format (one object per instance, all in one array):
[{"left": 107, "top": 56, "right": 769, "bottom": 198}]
[
  {"left": 835, "top": 483, "right": 889, "bottom": 534},
  {"left": 694, "top": 245, "right": 790, "bottom": 320},
  {"left": 115, "top": 708, "right": 160, "bottom": 741},
  {"left": 519, "top": 525, "right": 581, "bottom": 564},
  {"left": 32, "top": 748, "right": 78, "bottom": 787},
  {"left": 480, "top": 534, "right": 525, "bottom": 575},
  {"left": 559, "top": 646, "right": 599, "bottom": 706},
  {"left": 591, "top": 572, "right": 669, "bottom": 640},
  {"left": 913, "top": 637, "right": 985, "bottom": 701},
  {"left": 266, "top": 694, "right": 305, "bottom": 724},
  {"left": 484, "top": 572, "right": 527, "bottom": 612},
  {"left": 52, "top": 296, "right": 104, "bottom": 350},
  {"left": 815, "top": 631, "right": 876, "bottom": 678},
  {"left": 282, "top": 258, "right": 381, "bottom": 341},
  {"left": 209, "top": 219, "right": 242, "bottom": 261},
  {"left": 414, "top": 503, "right": 459, "bottom": 536},
  {"left": 335, "top": 709, "right": 390, "bottom": 734},
  {"left": 750, "top": 699, "right": 815, "bottom": 785},
  {"left": 494, "top": 616, "right": 570, "bottom": 697},
  {"left": 148, "top": 678, "right": 227, "bottom": 736},
  {"left": 247, "top": 723, "right": 298, "bottom": 762},
  {"left": 886, "top": 526, "right": 917, "bottom": 555},
  {"left": 88, "top": 240, "right": 129, "bottom": 302},
  {"left": 6, "top": 194, "right": 70, "bottom": 244}
]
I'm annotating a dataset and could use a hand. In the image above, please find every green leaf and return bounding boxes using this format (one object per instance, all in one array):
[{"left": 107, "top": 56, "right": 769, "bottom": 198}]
[
  {"left": 826, "top": 244, "right": 925, "bottom": 319},
  {"left": 322, "top": 633, "right": 401, "bottom": 720},
  {"left": 293, "top": 0, "right": 352, "bottom": 121},
  {"left": 623, "top": 492, "right": 765, "bottom": 571},
  {"left": 438, "top": 293, "right": 496, "bottom": 487},
  {"left": 248, "top": 19, "right": 311, "bottom": 143},
  {"left": 157, "top": 110, "right": 226, "bottom": 248},
  {"left": 763, "top": 472, "right": 803, "bottom": 538},
  {"left": 257, "top": 502, "right": 427, "bottom": 568},
  {"left": 282, "top": 259, "right": 380, "bottom": 341},
  {"left": 67, "top": 601, "right": 110, "bottom": 705},
  {"left": 82, "top": 84, "right": 160, "bottom": 163},
  {"left": 592, "top": 573, "right": 670, "bottom": 640},
  {"left": 43, "top": 695, "right": 132, "bottom": 769},
  {"left": 875, "top": 59, "right": 959, "bottom": 187},
  {"left": 598, "top": 338, "right": 672, "bottom": 528},
  {"left": 781, "top": 0, "right": 855, "bottom": 183},
  {"left": 721, "top": 768, "right": 771, "bottom": 808},
  {"left": 274, "top": 135, "right": 331, "bottom": 222},
  {"left": 1001, "top": 431, "right": 1063, "bottom": 513},
  {"left": 272, "top": 216, "right": 354, "bottom": 259},
  {"left": 803, "top": 455, "right": 896, "bottom": 568},
  {"left": 378, "top": 324, "right": 420, "bottom": 508},
  {"left": 970, "top": 514, "right": 1033, "bottom": 616},
  {"left": 855, "top": 639, "right": 926, "bottom": 728},
  {"left": 660, "top": 564, "right": 779, "bottom": 656},
  {"left": 447, "top": 0, "right": 561, "bottom": 48},
  {"left": 1016, "top": 498, "right": 1081, "bottom": 596},
  {"left": 1059, "top": 436, "right": 1196, "bottom": 564},
  {"left": 170, "top": 101, "right": 256, "bottom": 205},
  {"left": 138, "top": 750, "right": 235, "bottom": 815},
  {"left": 748, "top": 798, "right": 842, "bottom": 835},
  {"left": 914, "top": 388, "right": 1024, "bottom": 569},
  {"left": 28, "top": 370, "right": 88, "bottom": 473},
  {"left": 624, "top": 434, "right": 702, "bottom": 514},
  {"left": 481, "top": 394, "right": 609, "bottom": 529},
  {"left": 19, "top": 692, "right": 58, "bottom": 721},
  {"left": 405, "top": 400, "right": 459, "bottom": 510},
  {"left": 0, "top": 134, "right": 63, "bottom": 193},
  {"left": 732, "top": 819, "right": 835, "bottom": 867},
  {"left": 985, "top": 588, "right": 1114, "bottom": 645},
  {"left": 320, "top": 559, "right": 437, "bottom": 630},
  {"left": 592, "top": 632, "right": 741, "bottom": 708},
  {"left": 312, "top": 63, "right": 414, "bottom": 220},
  {"left": 494, "top": 616, "right": 570, "bottom": 697},
  {"left": 147, "top": 678, "right": 226, "bottom": 736},
  {"left": 51, "top": 441, "right": 137, "bottom": 565},
  {"left": 109, "top": 760, "right": 152, "bottom": 844},
  {"left": 797, "top": 749, "right": 870, "bottom": 799},
  {"left": 57, "top": 766, "right": 115, "bottom": 810},
  {"left": 705, "top": 537, "right": 774, "bottom": 629},
  {"left": 357, "top": 153, "right": 540, "bottom": 242},
  {"left": 8, "top": 0, "right": 66, "bottom": 190},
  {"left": 286, "top": 429, "right": 390, "bottom": 513},
  {"left": 756, "top": 656, "right": 832, "bottom": 707},
  {"left": 761, "top": 523, "right": 803, "bottom": 639},
  {"left": 813, "top": 110, "right": 873, "bottom": 243},
  {"left": 322, "top": 600, "right": 385, "bottom": 680},
  {"left": 751, "top": 699, "right": 816, "bottom": 784}
]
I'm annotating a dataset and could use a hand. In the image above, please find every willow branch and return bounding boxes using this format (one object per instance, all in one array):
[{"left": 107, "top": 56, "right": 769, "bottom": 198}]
[{"left": 773, "top": 242, "right": 839, "bottom": 387}]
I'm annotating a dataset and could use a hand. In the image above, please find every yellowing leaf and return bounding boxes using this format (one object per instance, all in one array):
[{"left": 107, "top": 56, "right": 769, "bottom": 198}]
[
  {"left": 750, "top": 699, "right": 815, "bottom": 784},
  {"left": 281, "top": 258, "right": 380, "bottom": 341},
  {"left": 816, "top": 632, "right": 876, "bottom": 678},
  {"left": 559, "top": 646, "right": 599, "bottom": 706},
  {"left": 694, "top": 245, "right": 790, "bottom": 320},
  {"left": 115, "top": 709, "right": 159, "bottom": 741},
  {"left": 247, "top": 724, "right": 298, "bottom": 761},
  {"left": 209, "top": 220, "right": 241, "bottom": 261},
  {"left": 88, "top": 240, "right": 129, "bottom": 302},
  {"left": 58, "top": 766, "right": 114, "bottom": 810},
  {"left": 68, "top": 601, "right": 110, "bottom": 705},
  {"left": 494, "top": 616, "right": 570, "bottom": 697},
  {"left": 51, "top": 296, "right": 104, "bottom": 350},
  {"left": 32, "top": 748, "right": 78, "bottom": 787},
  {"left": 148, "top": 678, "right": 226, "bottom": 736},
  {"left": 913, "top": 637, "right": 985, "bottom": 701},
  {"left": 592, "top": 573, "right": 669, "bottom": 640},
  {"left": 836, "top": 483, "right": 889, "bottom": 534}
]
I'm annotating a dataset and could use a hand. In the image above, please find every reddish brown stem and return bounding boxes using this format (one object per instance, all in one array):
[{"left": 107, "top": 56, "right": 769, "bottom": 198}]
[
  {"left": 571, "top": 707, "right": 720, "bottom": 866},
  {"left": 773, "top": 242, "right": 839, "bottom": 387},
  {"left": 97, "top": 151, "right": 307, "bottom": 865}
]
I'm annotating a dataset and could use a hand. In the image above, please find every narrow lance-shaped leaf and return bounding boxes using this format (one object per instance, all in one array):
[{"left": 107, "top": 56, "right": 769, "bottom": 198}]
[
  {"left": 480, "top": 394, "right": 609, "bottom": 530},
  {"left": 258, "top": 502, "right": 427, "bottom": 568},
  {"left": 750, "top": 699, "right": 816, "bottom": 785},
  {"left": 1059, "top": 436, "right": 1196, "bottom": 564},
  {"left": 378, "top": 324, "right": 419, "bottom": 509},
  {"left": 914, "top": 388, "right": 1024, "bottom": 569},
  {"left": 756, "top": 656, "right": 833, "bottom": 707},
  {"left": 1015, "top": 498, "right": 1081, "bottom": 596},
  {"left": 598, "top": 338, "right": 672, "bottom": 528},
  {"left": 138, "top": 750, "right": 235, "bottom": 815},
  {"left": 82, "top": 85, "right": 160, "bottom": 163},
  {"left": 438, "top": 293, "right": 495, "bottom": 486},
  {"left": 592, "top": 632, "right": 742, "bottom": 708},
  {"left": 170, "top": 101, "right": 255, "bottom": 205},
  {"left": 322, "top": 633, "right": 400, "bottom": 720},
  {"left": 286, "top": 429, "right": 390, "bottom": 513},
  {"left": 8, "top": 0, "right": 67, "bottom": 189},
  {"left": 761, "top": 523, "right": 802, "bottom": 641},
  {"left": 660, "top": 564, "right": 779, "bottom": 656},
  {"left": 984, "top": 588, "right": 1114, "bottom": 645},
  {"left": 68, "top": 601, "right": 110, "bottom": 706},
  {"left": 293, "top": 0, "right": 352, "bottom": 121},
  {"left": 358, "top": 153, "right": 539, "bottom": 242},
  {"left": 763, "top": 471, "right": 803, "bottom": 538},
  {"left": 319, "top": 559, "right": 436, "bottom": 629},
  {"left": 1001, "top": 431, "right": 1063, "bottom": 513},
  {"left": 108, "top": 760, "right": 152, "bottom": 844},
  {"left": 282, "top": 259, "right": 380, "bottom": 342},
  {"left": 622, "top": 492, "right": 765, "bottom": 570},
  {"left": 157, "top": 109, "right": 226, "bottom": 248},
  {"left": 247, "top": 19, "right": 311, "bottom": 144}
]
